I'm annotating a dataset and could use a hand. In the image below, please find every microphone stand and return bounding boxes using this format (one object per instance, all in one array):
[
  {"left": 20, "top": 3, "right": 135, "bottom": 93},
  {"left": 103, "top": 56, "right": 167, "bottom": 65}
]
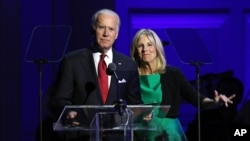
[
  {"left": 112, "top": 70, "right": 126, "bottom": 117},
  {"left": 33, "top": 59, "right": 48, "bottom": 141},
  {"left": 108, "top": 63, "right": 128, "bottom": 140},
  {"left": 190, "top": 61, "right": 203, "bottom": 141}
]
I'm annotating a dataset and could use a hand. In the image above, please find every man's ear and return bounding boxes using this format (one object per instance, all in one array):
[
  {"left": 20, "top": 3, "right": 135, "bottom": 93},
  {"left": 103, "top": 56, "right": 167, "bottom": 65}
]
[
  {"left": 115, "top": 31, "right": 119, "bottom": 39},
  {"left": 90, "top": 27, "right": 95, "bottom": 36}
]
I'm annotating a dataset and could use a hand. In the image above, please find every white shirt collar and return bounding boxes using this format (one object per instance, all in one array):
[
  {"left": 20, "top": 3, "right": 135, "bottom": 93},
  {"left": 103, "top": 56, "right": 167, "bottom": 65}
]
[{"left": 93, "top": 49, "right": 113, "bottom": 72}]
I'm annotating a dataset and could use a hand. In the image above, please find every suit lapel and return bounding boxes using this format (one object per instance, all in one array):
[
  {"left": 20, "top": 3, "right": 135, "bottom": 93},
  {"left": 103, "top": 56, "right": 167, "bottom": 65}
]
[
  {"left": 80, "top": 48, "right": 104, "bottom": 104},
  {"left": 105, "top": 51, "right": 120, "bottom": 104}
]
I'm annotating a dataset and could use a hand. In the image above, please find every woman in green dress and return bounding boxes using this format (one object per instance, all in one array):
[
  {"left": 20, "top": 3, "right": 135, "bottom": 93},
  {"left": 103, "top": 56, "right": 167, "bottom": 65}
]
[{"left": 130, "top": 28, "right": 236, "bottom": 141}]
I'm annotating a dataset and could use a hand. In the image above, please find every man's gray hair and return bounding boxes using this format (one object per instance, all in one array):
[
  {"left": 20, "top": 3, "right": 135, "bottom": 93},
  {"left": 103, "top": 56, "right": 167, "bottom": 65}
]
[{"left": 91, "top": 8, "right": 121, "bottom": 31}]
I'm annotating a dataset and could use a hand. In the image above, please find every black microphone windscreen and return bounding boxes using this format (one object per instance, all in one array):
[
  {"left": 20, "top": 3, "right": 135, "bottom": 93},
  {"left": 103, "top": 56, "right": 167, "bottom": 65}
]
[{"left": 108, "top": 63, "right": 116, "bottom": 71}]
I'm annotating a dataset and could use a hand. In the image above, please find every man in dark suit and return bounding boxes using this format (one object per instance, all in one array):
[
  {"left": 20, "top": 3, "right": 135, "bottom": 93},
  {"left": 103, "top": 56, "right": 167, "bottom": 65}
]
[{"left": 50, "top": 9, "right": 142, "bottom": 141}]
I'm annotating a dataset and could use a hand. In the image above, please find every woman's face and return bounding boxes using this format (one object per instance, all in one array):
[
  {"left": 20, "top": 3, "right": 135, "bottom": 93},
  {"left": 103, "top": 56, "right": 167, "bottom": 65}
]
[{"left": 136, "top": 34, "right": 157, "bottom": 64}]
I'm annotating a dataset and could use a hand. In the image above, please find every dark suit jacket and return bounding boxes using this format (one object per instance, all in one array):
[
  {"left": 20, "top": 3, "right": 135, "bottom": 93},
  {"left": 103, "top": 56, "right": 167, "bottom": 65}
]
[
  {"left": 50, "top": 47, "right": 142, "bottom": 118},
  {"left": 160, "top": 66, "right": 206, "bottom": 117}
]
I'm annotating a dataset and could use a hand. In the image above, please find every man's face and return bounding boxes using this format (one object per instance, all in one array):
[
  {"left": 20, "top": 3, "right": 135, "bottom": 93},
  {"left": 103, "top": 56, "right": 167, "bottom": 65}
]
[{"left": 95, "top": 14, "right": 119, "bottom": 52}]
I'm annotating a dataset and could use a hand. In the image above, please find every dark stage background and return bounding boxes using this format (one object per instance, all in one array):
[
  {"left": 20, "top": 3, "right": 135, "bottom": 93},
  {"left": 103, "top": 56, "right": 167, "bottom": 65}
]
[{"left": 1, "top": 0, "right": 250, "bottom": 141}]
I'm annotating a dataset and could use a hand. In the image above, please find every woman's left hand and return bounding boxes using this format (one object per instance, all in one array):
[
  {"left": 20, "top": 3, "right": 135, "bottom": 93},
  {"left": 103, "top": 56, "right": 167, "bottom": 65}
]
[
  {"left": 143, "top": 112, "right": 153, "bottom": 122},
  {"left": 213, "top": 90, "right": 235, "bottom": 107}
]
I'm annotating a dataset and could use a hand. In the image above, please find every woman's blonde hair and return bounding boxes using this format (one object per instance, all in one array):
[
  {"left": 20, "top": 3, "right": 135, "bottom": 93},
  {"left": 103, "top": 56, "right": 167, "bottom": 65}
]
[{"left": 130, "top": 28, "right": 167, "bottom": 74}]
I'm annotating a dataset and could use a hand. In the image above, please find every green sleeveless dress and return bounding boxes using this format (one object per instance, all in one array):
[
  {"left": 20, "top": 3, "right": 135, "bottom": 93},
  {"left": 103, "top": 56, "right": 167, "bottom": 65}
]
[{"left": 137, "top": 74, "right": 187, "bottom": 141}]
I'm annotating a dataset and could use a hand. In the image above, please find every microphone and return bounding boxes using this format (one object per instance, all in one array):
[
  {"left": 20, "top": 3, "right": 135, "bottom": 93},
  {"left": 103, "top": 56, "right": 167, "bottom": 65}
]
[
  {"left": 108, "top": 63, "right": 127, "bottom": 116},
  {"left": 108, "top": 63, "right": 118, "bottom": 79}
]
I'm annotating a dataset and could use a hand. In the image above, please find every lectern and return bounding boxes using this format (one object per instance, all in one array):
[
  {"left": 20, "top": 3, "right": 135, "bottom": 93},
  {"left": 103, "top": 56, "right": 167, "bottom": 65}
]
[{"left": 53, "top": 105, "right": 170, "bottom": 141}]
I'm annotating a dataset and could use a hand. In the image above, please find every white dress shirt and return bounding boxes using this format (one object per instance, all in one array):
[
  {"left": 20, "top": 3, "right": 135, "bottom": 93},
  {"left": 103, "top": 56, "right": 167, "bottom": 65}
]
[{"left": 93, "top": 49, "right": 113, "bottom": 88}]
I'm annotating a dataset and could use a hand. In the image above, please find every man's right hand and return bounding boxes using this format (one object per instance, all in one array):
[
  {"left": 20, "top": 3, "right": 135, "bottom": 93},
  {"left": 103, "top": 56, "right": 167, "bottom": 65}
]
[{"left": 66, "top": 111, "right": 80, "bottom": 126}]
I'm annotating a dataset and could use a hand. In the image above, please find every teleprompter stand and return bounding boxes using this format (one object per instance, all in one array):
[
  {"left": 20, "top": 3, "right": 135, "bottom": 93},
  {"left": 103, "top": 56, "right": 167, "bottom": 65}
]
[
  {"left": 166, "top": 28, "right": 213, "bottom": 141},
  {"left": 24, "top": 25, "right": 72, "bottom": 141}
]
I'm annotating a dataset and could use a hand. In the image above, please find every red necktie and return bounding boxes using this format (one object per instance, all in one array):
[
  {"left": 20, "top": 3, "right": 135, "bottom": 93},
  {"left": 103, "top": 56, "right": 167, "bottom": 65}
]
[{"left": 98, "top": 54, "right": 108, "bottom": 104}]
